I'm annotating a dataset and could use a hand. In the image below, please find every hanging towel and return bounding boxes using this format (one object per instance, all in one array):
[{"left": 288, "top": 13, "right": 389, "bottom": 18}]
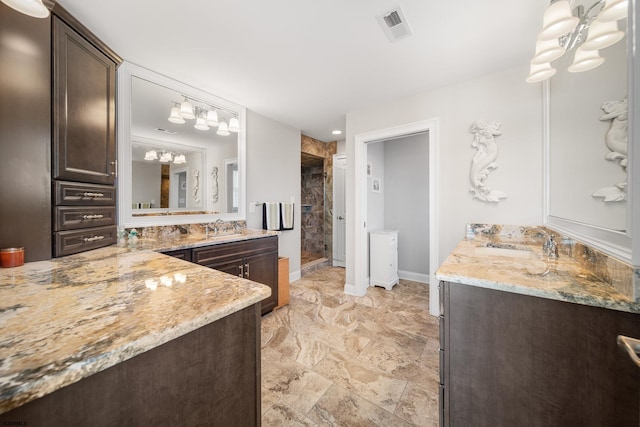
[
  {"left": 263, "top": 202, "right": 281, "bottom": 231},
  {"left": 281, "top": 202, "right": 294, "bottom": 230}
]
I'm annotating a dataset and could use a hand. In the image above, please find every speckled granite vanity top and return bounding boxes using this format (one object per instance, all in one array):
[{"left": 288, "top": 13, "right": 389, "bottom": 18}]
[
  {"left": 437, "top": 226, "right": 639, "bottom": 315},
  {"left": 0, "top": 230, "right": 275, "bottom": 414}
]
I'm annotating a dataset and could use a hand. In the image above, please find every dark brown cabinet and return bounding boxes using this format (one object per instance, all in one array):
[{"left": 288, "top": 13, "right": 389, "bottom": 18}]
[
  {"left": 440, "top": 280, "right": 640, "bottom": 427},
  {"left": 50, "top": 7, "right": 121, "bottom": 257},
  {"left": 52, "top": 16, "right": 117, "bottom": 185},
  {"left": 0, "top": 3, "right": 52, "bottom": 262},
  {"left": 166, "top": 236, "right": 279, "bottom": 315}
]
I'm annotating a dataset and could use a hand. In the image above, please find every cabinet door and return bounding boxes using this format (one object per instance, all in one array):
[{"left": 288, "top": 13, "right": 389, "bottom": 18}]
[
  {"left": 206, "top": 258, "right": 244, "bottom": 278},
  {"left": 53, "top": 17, "right": 116, "bottom": 185},
  {"left": 245, "top": 251, "right": 278, "bottom": 314}
]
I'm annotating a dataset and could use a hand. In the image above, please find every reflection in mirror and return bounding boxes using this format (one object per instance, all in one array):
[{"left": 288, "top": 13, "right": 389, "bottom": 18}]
[
  {"left": 131, "top": 139, "right": 205, "bottom": 212},
  {"left": 118, "top": 62, "right": 246, "bottom": 227},
  {"left": 548, "top": 4, "right": 627, "bottom": 232}
]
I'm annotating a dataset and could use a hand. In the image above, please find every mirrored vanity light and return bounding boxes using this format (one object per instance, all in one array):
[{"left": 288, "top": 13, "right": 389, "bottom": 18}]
[
  {"left": 206, "top": 109, "right": 219, "bottom": 126},
  {"left": 532, "top": 38, "right": 566, "bottom": 64},
  {"left": 144, "top": 150, "right": 158, "bottom": 161},
  {"left": 228, "top": 117, "right": 240, "bottom": 133},
  {"left": 168, "top": 105, "right": 185, "bottom": 124},
  {"left": 173, "top": 154, "right": 186, "bottom": 164},
  {"left": 194, "top": 115, "right": 210, "bottom": 131},
  {"left": 216, "top": 120, "right": 230, "bottom": 136},
  {"left": 179, "top": 98, "right": 195, "bottom": 119},
  {"left": 568, "top": 46, "right": 605, "bottom": 72},
  {"left": 159, "top": 151, "right": 173, "bottom": 163}
]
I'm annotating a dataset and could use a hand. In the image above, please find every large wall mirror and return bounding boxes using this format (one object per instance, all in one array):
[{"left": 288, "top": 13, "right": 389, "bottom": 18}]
[
  {"left": 118, "top": 62, "right": 246, "bottom": 227},
  {"left": 545, "top": 0, "right": 632, "bottom": 261}
]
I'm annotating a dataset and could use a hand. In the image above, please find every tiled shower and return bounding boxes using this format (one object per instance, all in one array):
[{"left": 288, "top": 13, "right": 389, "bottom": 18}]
[{"left": 301, "top": 154, "right": 326, "bottom": 264}]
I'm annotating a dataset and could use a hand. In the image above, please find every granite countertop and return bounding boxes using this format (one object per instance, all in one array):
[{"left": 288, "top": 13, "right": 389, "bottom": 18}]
[
  {"left": 0, "top": 230, "right": 276, "bottom": 414},
  {"left": 436, "top": 239, "right": 639, "bottom": 315}
]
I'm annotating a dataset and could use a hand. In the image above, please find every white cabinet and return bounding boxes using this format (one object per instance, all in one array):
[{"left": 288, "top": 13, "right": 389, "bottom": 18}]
[{"left": 369, "top": 230, "right": 399, "bottom": 290}]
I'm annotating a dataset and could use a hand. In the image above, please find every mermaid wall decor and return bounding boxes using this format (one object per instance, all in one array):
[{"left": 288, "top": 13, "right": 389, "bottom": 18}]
[
  {"left": 592, "top": 96, "right": 627, "bottom": 202},
  {"left": 469, "top": 120, "right": 508, "bottom": 203}
]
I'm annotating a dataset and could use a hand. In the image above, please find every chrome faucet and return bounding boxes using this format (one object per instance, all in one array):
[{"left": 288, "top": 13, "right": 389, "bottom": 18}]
[
  {"left": 525, "top": 227, "right": 559, "bottom": 259},
  {"left": 213, "top": 219, "right": 225, "bottom": 234}
]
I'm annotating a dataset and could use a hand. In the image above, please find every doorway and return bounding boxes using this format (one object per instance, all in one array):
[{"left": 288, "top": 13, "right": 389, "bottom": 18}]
[
  {"left": 351, "top": 118, "right": 440, "bottom": 316},
  {"left": 301, "top": 153, "right": 328, "bottom": 268},
  {"left": 333, "top": 154, "right": 346, "bottom": 267}
]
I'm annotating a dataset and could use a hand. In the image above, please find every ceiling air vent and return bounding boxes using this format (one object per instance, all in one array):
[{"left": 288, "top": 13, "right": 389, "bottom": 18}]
[{"left": 376, "top": 6, "right": 413, "bottom": 43}]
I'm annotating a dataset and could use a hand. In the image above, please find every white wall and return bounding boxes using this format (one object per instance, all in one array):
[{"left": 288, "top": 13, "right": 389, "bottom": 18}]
[
  {"left": 132, "top": 161, "right": 161, "bottom": 206},
  {"left": 384, "top": 133, "right": 430, "bottom": 278},
  {"left": 345, "top": 64, "right": 543, "bottom": 289},
  {"left": 366, "top": 141, "right": 385, "bottom": 232},
  {"left": 245, "top": 110, "right": 302, "bottom": 280}
]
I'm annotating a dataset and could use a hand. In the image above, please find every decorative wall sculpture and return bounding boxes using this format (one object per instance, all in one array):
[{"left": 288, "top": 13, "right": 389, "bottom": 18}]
[
  {"left": 593, "top": 97, "right": 628, "bottom": 202},
  {"left": 469, "top": 120, "right": 508, "bottom": 203},
  {"left": 193, "top": 169, "right": 200, "bottom": 204},
  {"left": 211, "top": 166, "right": 219, "bottom": 203}
]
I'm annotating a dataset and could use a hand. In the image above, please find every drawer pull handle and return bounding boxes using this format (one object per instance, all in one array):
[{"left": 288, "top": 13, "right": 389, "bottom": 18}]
[
  {"left": 617, "top": 335, "right": 640, "bottom": 368},
  {"left": 238, "top": 264, "right": 244, "bottom": 277},
  {"left": 82, "top": 214, "right": 104, "bottom": 220},
  {"left": 83, "top": 235, "right": 105, "bottom": 243},
  {"left": 245, "top": 263, "right": 250, "bottom": 278},
  {"left": 82, "top": 192, "right": 105, "bottom": 198}
]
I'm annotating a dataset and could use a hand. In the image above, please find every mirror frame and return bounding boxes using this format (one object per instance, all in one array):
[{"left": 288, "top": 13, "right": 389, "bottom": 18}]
[
  {"left": 117, "top": 62, "right": 246, "bottom": 227},
  {"left": 543, "top": 1, "right": 636, "bottom": 264}
]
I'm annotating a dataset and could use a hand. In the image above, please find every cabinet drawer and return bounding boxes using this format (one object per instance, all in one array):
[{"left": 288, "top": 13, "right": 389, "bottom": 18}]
[
  {"left": 54, "top": 225, "right": 117, "bottom": 257},
  {"left": 54, "top": 206, "right": 116, "bottom": 231},
  {"left": 54, "top": 181, "right": 116, "bottom": 206},
  {"left": 161, "top": 249, "right": 192, "bottom": 262},
  {"left": 192, "top": 236, "right": 278, "bottom": 265}
]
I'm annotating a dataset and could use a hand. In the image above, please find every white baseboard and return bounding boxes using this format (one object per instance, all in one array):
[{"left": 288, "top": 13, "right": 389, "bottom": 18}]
[
  {"left": 289, "top": 270, "right": 301, "bottom": 283},
  {"left": 398, "top": 270, "right": 430, "bottom": 284},
  {"left": 344, "top": 282, "right": 366, "bottom": 296}
]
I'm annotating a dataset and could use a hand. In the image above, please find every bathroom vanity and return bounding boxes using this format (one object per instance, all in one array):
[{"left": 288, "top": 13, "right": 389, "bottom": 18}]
[
  {"left": 0, "top": 231, "right": 276, "bottom": 426},
  {"left": 436, "top": 229, "right": 640, "bottom": 426}
]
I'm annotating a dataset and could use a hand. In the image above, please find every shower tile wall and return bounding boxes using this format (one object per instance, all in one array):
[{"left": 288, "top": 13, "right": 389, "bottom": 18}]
[
  {"left": 301, "top": 163, "right": 325, "bottom": 256},
  {"left": 301, "top": 136, "right": 337, "bottom": 259}
]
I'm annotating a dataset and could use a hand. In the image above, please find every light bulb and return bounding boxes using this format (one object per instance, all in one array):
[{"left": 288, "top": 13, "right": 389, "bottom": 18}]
[
  {"left": 228, "top": 117, "right": 240, "bottom": 133},
  {"left": 179, "top": 99, "right": 195, "bottom": 119},
  {"left": 168, "top": 106, "right": 185, "bottom": 124},
  {"left": 206, "top": 109, "right": 219, "bottom": 126},
  {"left": 194, "top": 116, "right": 210, "bottom": 131},
  {"left": 216, "top": 120, "right": 230, "bottom": 136}
]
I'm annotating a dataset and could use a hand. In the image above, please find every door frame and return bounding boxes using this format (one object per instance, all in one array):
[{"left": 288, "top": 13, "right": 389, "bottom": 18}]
[
  {"left": 332, "top": 154, "right": 347, "bottom": 267},
  {"left": 350, "top": 118, "right": 440, "bottom": 316}
]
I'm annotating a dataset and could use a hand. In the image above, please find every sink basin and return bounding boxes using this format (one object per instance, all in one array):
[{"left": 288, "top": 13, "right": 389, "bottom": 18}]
[
  {"left": 474, "top": 246, "right": 539, "bottom": 259},
  {"left": 473, "top": 245, "right": 550, "bottom": 276}
]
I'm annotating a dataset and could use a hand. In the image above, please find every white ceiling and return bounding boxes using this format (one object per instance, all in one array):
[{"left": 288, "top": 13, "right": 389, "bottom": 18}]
[{"left": 56, "top": 0, "right": 547, "bottom": 143}]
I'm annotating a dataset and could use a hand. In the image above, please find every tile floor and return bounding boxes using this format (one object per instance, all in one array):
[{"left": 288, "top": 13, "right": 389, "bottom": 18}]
[{"left": 261, "top": 266, "right": 440, "bottom": 426}]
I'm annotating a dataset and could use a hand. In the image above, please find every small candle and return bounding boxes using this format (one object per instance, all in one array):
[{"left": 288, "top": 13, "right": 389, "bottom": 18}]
[{"left": 0, "top": 247, "right": 24, "bottom": 268}]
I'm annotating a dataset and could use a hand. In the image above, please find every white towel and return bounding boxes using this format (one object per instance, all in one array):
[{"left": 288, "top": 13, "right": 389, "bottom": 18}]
[
  {"left": 281, "top": 202, "right": 294, "bottom": 230},
  {"left": 263, "top": 202, "right": 281, "bottom": 231}
]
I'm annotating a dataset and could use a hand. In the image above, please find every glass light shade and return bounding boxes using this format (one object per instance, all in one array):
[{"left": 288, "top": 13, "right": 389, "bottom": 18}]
[
  {"left": 580, "top": 19, "right": 624, "bottom": 50},
  {"left": 568, "top": 47, "right": 605, "bottom": 72},
  {"left": 1, "top": 0, "right": 49, "bottom": 18},
  {"left": 597, "top": 0, "right": 628, "bottom": 22},
  {"left": 216, "top": 120, "right": 230, "bottom": 136},
  {"left": 167, "top": 106, "right": 185, "bottom": 124},
  {"left": 173, "top": 154, "right": 186, "bottom": 164},
  {"left": 144, "top": 150, "right": 158, "bottom": 161},
  {"left": 538, "top": 1, "right": 579, "bottom": 41},
  {"left": 205, "top": 109, "right": 219, "bottom": 126},
  {"left": 159, "top": 152, "right": 173, "bottom": 163},
  {"left": 531, "top": 38, "right": 566, "bottom": 64},
  {"left": 526, "top": 62, "right": 556, "bottom": 83},
  {"left": 179, "top": 100, "right": 195, "bottom": 119},
  {"left": 228, "top": 117, "right": 240, "bottom": 133},
  {"left": 194, "top": 116, "right": 210, "bottom": 131}
]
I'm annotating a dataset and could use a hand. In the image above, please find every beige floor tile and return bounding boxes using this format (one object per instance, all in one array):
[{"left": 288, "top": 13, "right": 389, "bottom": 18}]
[
  {"left": 307, "top": 383, "right": 413, "bottom": 427},
  {"left": 263, "top": 401, "right": 317, "bottom": 426},
  {"left": 395, "top": 381, "right": 440, "bottom": 427},
  {"left": 312, "top": 349, "right": 408, "bottom": 413},
  {"left": 262, "top": 347, "right": 333, "bottom": 414}
]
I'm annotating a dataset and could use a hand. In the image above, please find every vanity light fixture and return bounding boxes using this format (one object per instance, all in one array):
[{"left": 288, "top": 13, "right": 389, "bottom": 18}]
[
  {"left": 173, "top": 154, "right": 186, "bottom": 164},
  {"left": 159, "top": 151, "right": 173, "bottom": 163},
  {"left": 206, "top": 109, "right": 219, "bottom": 127},
  {"left": 179, "top": 97, "right": 195, "bottom": 120},
  {"left": 1, "top": 0, "right": 49, "bottom": 18},
  {"left": 193, "top": 108, "right": 210, "bottom": 131},
  {"left": 228, "top": 117, "right": 240, "bottom": 133},
  {"left": 168, "top": 103, "right": 186, "bottom": 124},
  {"left": 216, "top": 120, "right": 230, "bottom": 136},
  {"left": 527, "top": 0, "right": 628, "bottom": 83},
  {"left": 144, "top": 150, "right": 158, "bottom": 161}
]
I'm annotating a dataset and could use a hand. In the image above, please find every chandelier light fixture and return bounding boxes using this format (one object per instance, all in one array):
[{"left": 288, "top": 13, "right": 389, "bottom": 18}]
[
  {"left": 167, "top": 95, "right": 239, "bottom": 136},
  {"left": 527, "top": 0, "right": 628, "bottom": 83},
  {"left": 1, "top": 0, "right": 49, "bottom": 18}
]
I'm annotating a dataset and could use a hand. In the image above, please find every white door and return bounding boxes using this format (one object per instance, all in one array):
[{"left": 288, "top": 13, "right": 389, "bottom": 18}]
[{"left": 333, "top": 155, "right": 346, "bottom": 267}]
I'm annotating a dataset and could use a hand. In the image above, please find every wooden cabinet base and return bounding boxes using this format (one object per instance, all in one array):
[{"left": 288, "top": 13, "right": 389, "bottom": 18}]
[
  {"left": 276, "top": 257, "right": 290, "bottom": 309},
  {"left": 0, "top": 304, "right": 262, "bottom": 426}
]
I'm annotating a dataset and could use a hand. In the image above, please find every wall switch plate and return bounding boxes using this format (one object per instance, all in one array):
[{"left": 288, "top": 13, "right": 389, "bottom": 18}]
[{"left": 249, "top": 202, "right": 256, "bottom": 213}]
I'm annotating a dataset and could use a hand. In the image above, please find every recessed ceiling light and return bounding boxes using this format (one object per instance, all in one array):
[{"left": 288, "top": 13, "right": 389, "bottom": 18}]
[{"left": 332, "top": 130, "right": 342, "bottom": 135}]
